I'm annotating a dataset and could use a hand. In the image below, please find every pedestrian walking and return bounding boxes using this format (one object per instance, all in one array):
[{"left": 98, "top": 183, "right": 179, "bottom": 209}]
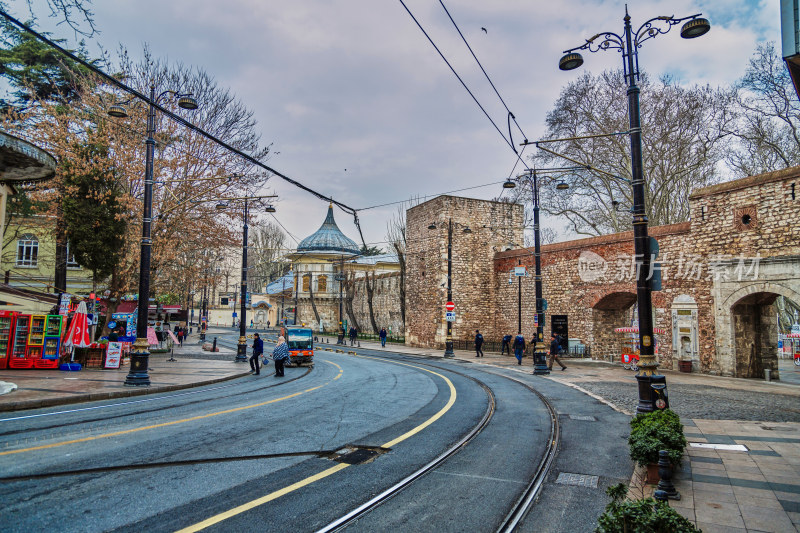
[
  {"left": 250, "top": 332, "right": 264, "bottom": 375},
  {"left": 379, "top": 327, "right": 387, "bottom": 348},
  {"left": 513, "top": 334, "right": 526, "bottom": 365},
  {"left": 548, "top": 333, "right": 567, "bottom": 371},
  {"left": 349, "top": 326, "right": 357, "bottom": 346},
  {"left": 501, "top": 334, "right": 512, "bottom": 355},
  {"left": 271, "top": 335, "right": 290, "bottom": 377},
  {"left": 379, "top": 327, "right": 387, "bottom": 347},
  {"left": 474, "top": 329, "right": 484, "bottom": 357},
  {"left": 250, "top": 319, "right": 254, "bottom": 328}
]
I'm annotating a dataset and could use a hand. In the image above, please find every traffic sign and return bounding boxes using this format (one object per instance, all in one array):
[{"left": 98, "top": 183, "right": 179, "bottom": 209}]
[
  {"left": 514, "top": 266, "right": 527, "bottom": 277},
  {"left": 445, "top": 311, "right": 456, "bottom": 322},
  {"left": 445, "top": 301, "right": 455, "bottom": 312}
]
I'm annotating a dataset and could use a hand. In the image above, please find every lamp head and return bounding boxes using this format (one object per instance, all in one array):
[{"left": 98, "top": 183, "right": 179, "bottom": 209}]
[
  {"left": 215, "top": 201, "right": 229, "bottom": 210},
  {"left": 680, "top": 17, "right": 710, "bottom": 39},
  {"left": 178, "top": 95, "right": 199, "bottom": 110},
  {"left": 559, "top": 52, "right": 584, "bottom": 71},
  {"left": 556, "top": 181, "right": 570, "bottom": 190},
  {"left": 503, "top": 178, "right": 516, "bottom": 189},
  {"left": 427, "top": 222, "right": 437, "bottom": 230},
  {"left": 265, "top": 204, "right": 276, "bottom": 213},
  {"left": 462, "top": 226, "right": 472, "bottom": 234},
  {"left": 107, "top": 104, "right": 128, "bottom": 118}
]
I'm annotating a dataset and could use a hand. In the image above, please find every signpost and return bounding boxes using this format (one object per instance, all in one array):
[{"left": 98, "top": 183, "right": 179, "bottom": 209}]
[
  {"left": 445, "top": 301, "right": 455, "bottom": 312},
  {"left": 446, "top": 311, "right": 456, "bottom": 322}
]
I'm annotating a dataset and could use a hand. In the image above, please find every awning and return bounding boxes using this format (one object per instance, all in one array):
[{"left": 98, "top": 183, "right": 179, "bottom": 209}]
[{"left": 113, "top": 301, "right": 183, "bottom": 314}]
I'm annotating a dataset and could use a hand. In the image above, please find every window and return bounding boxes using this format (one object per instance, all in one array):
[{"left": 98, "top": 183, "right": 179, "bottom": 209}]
[
  {"left": 302, "top": 275, "right": 310, "bottom": 292},
  {"left": 16, "top": 234, "right": 38, "bottom": 267},
  {"left": 66, "top": 242, "right": 80, "bottom": 268},
  {"left": 318, "top": 275, "right": 327, "bottom": 293}
]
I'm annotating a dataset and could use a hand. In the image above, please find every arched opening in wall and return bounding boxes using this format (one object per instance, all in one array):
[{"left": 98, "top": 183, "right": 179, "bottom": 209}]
[
  {"left": 591, "top": 291, "right": 637, "bottom": 362},
  {"left": 731, "top": 293, "right": 800, "bottom": 379}
]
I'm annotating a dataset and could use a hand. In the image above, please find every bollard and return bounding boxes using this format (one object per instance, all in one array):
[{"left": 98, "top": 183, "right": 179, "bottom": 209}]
[
  {"left": 212, "top": 337, "right": 217, "bottom": 353},
  {"left": 765, "top": 369, "right": 772, "bottom": 382},
  {"left": 653, "top": 490, "right": 668, "bottom": 503},
  {"left": 358, "top": 341, "right": 361, "bottom": 348},
  {"left": 656, "top": 449, "right": 681, "bottom": 500}
]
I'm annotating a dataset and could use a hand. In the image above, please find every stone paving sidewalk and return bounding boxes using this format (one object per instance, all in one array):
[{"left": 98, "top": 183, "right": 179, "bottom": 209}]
[{"left": 3, "top": 328, "right": 800, "bottom": 531}]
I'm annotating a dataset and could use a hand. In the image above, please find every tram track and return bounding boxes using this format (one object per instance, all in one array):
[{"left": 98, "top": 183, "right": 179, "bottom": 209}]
[{"left": 315, "top": 350, "right": 560, "bottom": 533}]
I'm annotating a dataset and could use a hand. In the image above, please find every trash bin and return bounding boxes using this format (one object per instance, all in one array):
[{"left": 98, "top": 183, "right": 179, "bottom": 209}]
[{"left": 650, "top": 376, "right": 669, "bottom": 410}]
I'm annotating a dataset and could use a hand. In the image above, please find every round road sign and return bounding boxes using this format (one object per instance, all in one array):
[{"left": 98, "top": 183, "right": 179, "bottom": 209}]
[{"left": 445, "top": 301, "right": 455, "bottom": 312}]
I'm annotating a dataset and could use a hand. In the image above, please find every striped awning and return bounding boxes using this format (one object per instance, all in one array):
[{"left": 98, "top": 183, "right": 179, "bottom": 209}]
[{"left": 614, "top": 327, "right": 666, "bottom": 334}]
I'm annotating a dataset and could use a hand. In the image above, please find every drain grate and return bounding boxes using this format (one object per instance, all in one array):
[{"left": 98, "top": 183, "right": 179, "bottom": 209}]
[
  {"left": 555, "top": 472, "right": 599, "bottom": 488},
  {"left": 569, "top": 415, "right": 597, "bottom": 421},
  {"left": 689, "top": 443, "right": 748, "bottom": 452},
  {"left": 333, "top": 446, "right": 388, "bottom": 465}
]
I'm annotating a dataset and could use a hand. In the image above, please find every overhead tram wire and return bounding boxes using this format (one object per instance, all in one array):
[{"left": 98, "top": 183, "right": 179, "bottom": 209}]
[
  {"left": 358, "top": 179, "right": 508, "bottom": 211},
  {"left": 396, "top": 0, "right": 530, "bottom": 172},
  {"left": 0, "top": 10, "right": 357, "bottom": 218}
]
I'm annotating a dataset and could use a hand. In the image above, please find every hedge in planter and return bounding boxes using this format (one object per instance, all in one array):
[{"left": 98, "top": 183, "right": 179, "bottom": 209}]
[
  {"left": 628, "top": 409, "right": 687, "bottom": 468},
  {"left": 595, "top": 483, "right": 700, "bottom": 533}
]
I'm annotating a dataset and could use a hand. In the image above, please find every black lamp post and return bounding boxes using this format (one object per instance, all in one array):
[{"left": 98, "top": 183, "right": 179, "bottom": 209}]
[
  {"left": 503, "top": 171, "right": 549, "bottom": 375},
  {"left": 559, "top": 8, "right": 709, "bottom": 412},
  {"left": 109, "top": 85, "right": 198, "bottom": 387},
  {"left": 215, "top": 196, "right": 277, "bottom": 362},
  {"left": 428, "top": 219, "right": 471, "bottom": 358}
]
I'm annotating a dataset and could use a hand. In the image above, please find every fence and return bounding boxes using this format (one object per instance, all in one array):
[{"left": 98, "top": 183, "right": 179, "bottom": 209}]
[{"left": 450, "top": 339, "right": 590, "bottom": 358}]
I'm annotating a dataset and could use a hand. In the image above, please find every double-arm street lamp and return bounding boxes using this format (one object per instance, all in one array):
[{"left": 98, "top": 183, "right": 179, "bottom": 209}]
[
  {"left": 427, "top": 219, "right": 472, "bottom": 358},
  {"left": 559, "top": 8, "right": 710, "bottom": 412},
  {"left": 215, "top": 195, "right": 277, "bottom": 362},
  {"left": 503, "top": 168, "right": 579, "bottom": 375},
  {"left": 108, "top": 86, "right": 198, "bottom": 387}
]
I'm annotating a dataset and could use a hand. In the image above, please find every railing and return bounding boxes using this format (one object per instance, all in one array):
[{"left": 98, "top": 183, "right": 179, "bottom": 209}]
[{"left": 449, "top": 339, "right": 590, "bottom": 358}]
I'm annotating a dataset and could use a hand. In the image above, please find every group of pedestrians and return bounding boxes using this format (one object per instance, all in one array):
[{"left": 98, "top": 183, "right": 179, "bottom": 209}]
[
  {"left": 484, "top": 330, "right": 568, "bottom": 370},
  {"left": 249, "top": 333, "right": 290, "bottom": 377},
  {"left": 172, "top": 325, "right": 187, "bottom": 346}
]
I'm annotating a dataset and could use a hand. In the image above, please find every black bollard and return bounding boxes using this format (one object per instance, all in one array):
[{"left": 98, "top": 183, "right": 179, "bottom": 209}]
[
  {"left": 653, "top": 490, "right": 668, "bottom": 503},
  {"left": 656, "top": 449, "right": 681, "bottom": 500},
  {"left": 212, "top": 337, "right": 217, "bottom": 353}
]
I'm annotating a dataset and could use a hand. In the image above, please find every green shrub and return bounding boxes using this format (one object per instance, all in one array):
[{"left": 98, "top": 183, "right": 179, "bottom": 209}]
[
  {"left": 628, "top": 409, "right": 687, "bottom": 467},
  {"left": 595, "top": 483, "right": 700, "bottom": 533}
]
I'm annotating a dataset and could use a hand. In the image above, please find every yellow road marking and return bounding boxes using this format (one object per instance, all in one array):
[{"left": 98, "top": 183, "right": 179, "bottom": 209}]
[
  {"left": 178, "top": 354, "right": 456, "bottom": 532},
  {"left": 0, "top": 361, "right": 344, "bottom": 457}
]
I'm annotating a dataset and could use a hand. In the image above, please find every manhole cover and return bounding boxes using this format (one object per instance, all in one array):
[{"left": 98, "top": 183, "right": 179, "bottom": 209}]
[
  {"left": 334, "top": 447, "right": 386, "bottom": 465},
  {"left": 569, "top": 415, "right": 597, "bottom": 421},
  {"left": 555, "top": 472, "right": 599, "bottom": 488}
]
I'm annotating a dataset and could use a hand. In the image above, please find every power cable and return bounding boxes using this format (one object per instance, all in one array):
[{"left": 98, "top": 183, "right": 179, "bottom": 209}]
[{"left": 396, "top": 0, "right": 530, "bottom": 171}]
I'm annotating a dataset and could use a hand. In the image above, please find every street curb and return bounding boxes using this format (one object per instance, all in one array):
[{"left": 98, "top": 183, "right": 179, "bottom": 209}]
[{"left": 0, "top": 371, "right": 252, "bottom": 413}]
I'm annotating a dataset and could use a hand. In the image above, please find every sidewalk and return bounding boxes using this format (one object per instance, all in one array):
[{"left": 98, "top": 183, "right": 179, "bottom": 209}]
[
  {"left": 2, "top": 330, "right": 800, "bottom": 531},
  {"left": 0, "top": 335, "right": 248, "bottom": 412}
]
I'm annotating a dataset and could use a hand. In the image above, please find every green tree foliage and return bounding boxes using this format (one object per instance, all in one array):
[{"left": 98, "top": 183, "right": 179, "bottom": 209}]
[
  {"left": 628, "top": 409, "right": 687, "bottom": 467},
  {"left": 595, "top": 483, "right": 700, "bottom": 533},
  {"left": 60, "top": 139, "right": 127, "bottom": 281},
  {"left": 359, "top": 244, "right": 384, "bottom": 256},
  {"left": 0, "top": 18, "right": 97, "bottom": 111}
]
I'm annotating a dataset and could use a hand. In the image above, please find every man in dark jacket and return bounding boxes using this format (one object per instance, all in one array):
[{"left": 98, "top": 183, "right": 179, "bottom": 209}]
[
  {"left": 513, "top": 334, "right": 526, "bottom": 365},
  {"left": 548, "top": 333, "right": 567, "bottom": 371},
  {"left": 250, "top": 333, "right": 264, "bottom": 375},
  {"left": 474, "top": 330, "right": 484, "bottom": 357},
  {"left": 501, "top": 334, "right": 512, "bottom": 355}
]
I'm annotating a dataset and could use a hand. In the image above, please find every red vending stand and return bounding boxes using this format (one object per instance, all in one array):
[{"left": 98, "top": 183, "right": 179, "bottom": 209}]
[
  {"left": 30, "top": 314, "right": 56, "bottom": 368},
  {"left": 9, "top": 314, "right": 32, "bottom": 369},
  {"left": 42, "top": 315, "right": 63, "bottom": 364},
  {"left": 0, "top": 311, "right": 16, "bottom": 370}
]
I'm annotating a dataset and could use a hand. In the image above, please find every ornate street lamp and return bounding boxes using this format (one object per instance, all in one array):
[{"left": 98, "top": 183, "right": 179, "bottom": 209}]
[
  {"left": 428, "top": 219, "right": 472, "bottom": 358},
  {"left": 213, "top": 195, "right": 277, "bottom": 361},
  {"left": 108, "top": 86, "right": 198, "bottom": 387},
  {"left": 559, "top": 8, "right": 709, "bottom": 412}
]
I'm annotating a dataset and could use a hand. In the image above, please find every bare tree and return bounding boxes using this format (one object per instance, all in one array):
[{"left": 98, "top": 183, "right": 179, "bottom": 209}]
[
  {"left": 728, "top": 42, "right": 800, "bottom": 177},
  {"left": 343, "top": 270, "right": 361, "bottom": 333},
  {"left": 248, "top": 221, "right": 288, "bottom": 289},
  {"left": 306, "top": 272, "right": 321, "bottom": 326},
  {"left": 363, "top": 270, "right": 379, "bottom": 334},
  {"left": 532, "top": 70, "right": 735, "bottom": 236},
  {"left": 386, "top": 204, "right": 412, "bottom": 327}
]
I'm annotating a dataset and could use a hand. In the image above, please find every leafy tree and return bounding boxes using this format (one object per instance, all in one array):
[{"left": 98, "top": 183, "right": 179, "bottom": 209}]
[
  {"left": 728, "top": 42, "right": 800, "bottom": 177},
  {"left": 530, "top": 70, "right": 735, "bottom": 236},
  {"left": 0, "top": 19, "right": 97, "bottom": 112},
  {"left": 61, "top": 138, "right": 127, "bottom": 282},
  {"left": 359, "top": 244, "right": 384, "bottom": 256}
]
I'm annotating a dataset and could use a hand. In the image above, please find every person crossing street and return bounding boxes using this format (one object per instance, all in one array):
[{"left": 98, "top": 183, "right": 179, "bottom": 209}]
[
  {"left": 513, "top": 334, "right": 526, "bottom": 365},
  {"left": 271, "top": 335, "right": 290, "bottom": 377},
  {"left": 250, "top": 333, "right": 263, "bottom": 375}
]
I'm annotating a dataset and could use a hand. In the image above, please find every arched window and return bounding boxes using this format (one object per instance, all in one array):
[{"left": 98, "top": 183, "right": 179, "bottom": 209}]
[
  {"left": 318, "top": 275, "right": 327, "bottom": 293},
  {"left": 16, "top": 234, "right": 38, "bottom": 267}
]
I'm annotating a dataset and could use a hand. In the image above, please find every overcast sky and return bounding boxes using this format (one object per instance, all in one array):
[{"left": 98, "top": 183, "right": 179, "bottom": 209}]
[{"left": 13, "top": 0, "right": 779, "bottom": 248}]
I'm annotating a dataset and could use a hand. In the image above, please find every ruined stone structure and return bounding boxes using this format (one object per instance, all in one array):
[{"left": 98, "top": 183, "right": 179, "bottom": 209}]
[{"left": 406, "top": 167, "right": 800, "bottom": 379}]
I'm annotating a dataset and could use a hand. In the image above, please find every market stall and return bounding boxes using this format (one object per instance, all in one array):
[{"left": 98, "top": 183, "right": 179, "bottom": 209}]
[{"left": 614, "top": 326, "right": 666, "bottom": 371}]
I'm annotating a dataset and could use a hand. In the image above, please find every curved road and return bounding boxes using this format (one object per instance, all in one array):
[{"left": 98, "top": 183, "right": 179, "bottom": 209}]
[{"left": 0, "top": 333, "right": 632, "bottom": 532}]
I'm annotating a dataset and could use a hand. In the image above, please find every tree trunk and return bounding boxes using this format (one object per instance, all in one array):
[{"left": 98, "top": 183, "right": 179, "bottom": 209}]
[
  {"left": 307, "top": 273, "right": 322, "bottom": 328},
  {"left": 364, "top": 271, "right": 379, "bottom": 334},
  {"left": 393, "top": 242, "right": 406, "bottom": 327},
  {"left": 344, "top": 272, "right": 361, "bottom": 333}
]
